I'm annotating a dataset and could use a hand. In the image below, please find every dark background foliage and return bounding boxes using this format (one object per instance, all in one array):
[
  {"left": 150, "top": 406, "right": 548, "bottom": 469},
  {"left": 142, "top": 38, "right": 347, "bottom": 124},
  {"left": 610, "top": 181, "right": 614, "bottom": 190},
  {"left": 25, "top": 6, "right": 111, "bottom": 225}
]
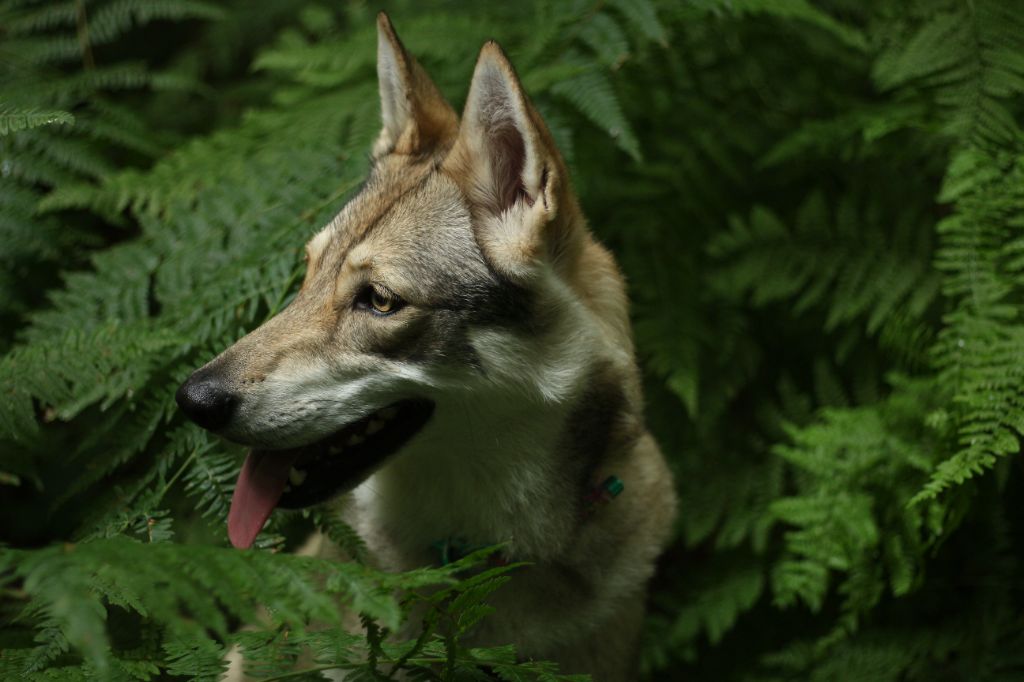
[{"left": 2, "top": 0, "right": 1024, "bottom": 679}]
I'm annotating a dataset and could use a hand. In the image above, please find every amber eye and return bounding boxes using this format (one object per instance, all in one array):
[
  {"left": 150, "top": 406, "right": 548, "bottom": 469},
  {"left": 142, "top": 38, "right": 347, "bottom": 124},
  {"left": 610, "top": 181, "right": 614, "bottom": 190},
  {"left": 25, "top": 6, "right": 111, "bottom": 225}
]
[
  {"left": 360, "top": 284, "right": 403, "bottom": 316},
  {"left": 371, "top": 289, "right": 394, "bottom": 313}
]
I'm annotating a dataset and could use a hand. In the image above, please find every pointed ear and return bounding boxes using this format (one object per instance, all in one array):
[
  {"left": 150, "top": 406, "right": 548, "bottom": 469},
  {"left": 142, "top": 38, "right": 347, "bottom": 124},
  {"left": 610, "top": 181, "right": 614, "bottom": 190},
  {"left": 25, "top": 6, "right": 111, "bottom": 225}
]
[
  {"left": 446, "top": 42, "right": 575, "bottom": 275},
  {"left": 451, "top": 42, "right": 561, "bottom": 214},
  {"left": 374, "top": 13, "right": 457, "bottom": 157}
]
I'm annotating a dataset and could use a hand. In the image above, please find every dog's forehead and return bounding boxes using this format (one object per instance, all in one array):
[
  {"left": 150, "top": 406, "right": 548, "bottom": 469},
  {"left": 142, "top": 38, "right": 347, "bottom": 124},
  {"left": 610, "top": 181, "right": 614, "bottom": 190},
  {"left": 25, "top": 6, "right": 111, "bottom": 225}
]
[
  {"left": 365, "top": 171, "right": 469, "bottom": 247},
  {"left": 305, "top": 161, "right": 490, "bottom": 294},
  {"left": 310, "top": 160, "right": 453, "bottom": 253}
]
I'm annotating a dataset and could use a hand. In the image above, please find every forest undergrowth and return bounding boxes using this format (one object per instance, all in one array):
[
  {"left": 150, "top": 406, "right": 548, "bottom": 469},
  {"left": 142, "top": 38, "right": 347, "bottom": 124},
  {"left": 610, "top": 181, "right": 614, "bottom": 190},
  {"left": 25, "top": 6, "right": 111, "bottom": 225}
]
[{"left": 2, "top": 0, "right": 1024, "bottom": 679}]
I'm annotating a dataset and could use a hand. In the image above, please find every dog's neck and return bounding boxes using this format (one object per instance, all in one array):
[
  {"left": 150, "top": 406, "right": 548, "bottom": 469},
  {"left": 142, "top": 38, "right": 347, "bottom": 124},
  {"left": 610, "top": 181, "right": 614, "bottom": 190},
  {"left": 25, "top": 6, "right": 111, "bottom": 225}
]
[{"left": 352, "top": 371, "right": 631, "bottom": 570}]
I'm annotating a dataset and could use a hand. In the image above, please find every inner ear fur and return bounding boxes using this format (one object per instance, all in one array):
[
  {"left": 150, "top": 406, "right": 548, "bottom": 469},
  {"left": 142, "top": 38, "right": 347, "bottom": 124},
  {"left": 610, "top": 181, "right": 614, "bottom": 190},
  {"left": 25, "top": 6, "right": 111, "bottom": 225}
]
[
  {"left": 445, "top": 41, "right": 581, "bottom": 276},
  {"left": 374, "top": 12, "right": 457, "bottom": 157}
]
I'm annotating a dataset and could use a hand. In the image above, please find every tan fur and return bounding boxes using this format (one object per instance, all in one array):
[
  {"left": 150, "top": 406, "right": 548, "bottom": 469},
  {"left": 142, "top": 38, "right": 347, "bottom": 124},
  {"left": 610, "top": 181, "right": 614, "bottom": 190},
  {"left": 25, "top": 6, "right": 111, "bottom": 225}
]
[
  {"left": 373, "top": 13, "right": 458, "bottom": 157},
  {"left": 204, "top": 14, "right": 677, "bottom": 681}
]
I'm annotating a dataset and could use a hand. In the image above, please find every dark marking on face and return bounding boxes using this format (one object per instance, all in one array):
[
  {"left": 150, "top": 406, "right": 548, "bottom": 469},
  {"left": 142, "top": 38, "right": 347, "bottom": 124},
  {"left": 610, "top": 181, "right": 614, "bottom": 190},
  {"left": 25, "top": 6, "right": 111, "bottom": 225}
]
[{"left": 372, "top": 272, "right": 537, "bottom": 368}]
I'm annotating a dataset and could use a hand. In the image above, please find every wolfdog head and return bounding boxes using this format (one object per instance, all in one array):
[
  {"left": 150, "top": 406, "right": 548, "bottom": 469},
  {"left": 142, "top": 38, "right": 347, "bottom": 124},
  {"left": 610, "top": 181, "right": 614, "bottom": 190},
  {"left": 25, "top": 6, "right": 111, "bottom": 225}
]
[{"left": 176, "top": 14, "right": 639, "bottom": 548}]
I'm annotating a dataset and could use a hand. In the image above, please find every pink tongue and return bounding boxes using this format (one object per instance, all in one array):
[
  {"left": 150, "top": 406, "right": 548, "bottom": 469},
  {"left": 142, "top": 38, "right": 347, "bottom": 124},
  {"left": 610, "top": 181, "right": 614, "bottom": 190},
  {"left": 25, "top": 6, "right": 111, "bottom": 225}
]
[{"left": 228, "top": 450, "right": 298, "bottom": 549}]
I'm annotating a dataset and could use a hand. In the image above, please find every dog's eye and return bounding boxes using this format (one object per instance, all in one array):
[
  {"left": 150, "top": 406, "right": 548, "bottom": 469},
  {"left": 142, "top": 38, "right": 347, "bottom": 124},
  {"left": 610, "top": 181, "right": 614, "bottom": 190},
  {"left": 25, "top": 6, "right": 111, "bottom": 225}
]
[
  {"left": 371, "top": 289, "right": 395, "bottom": 314},
  {"left": 358, "top": 284, "right": 404, "bottom": 316}
]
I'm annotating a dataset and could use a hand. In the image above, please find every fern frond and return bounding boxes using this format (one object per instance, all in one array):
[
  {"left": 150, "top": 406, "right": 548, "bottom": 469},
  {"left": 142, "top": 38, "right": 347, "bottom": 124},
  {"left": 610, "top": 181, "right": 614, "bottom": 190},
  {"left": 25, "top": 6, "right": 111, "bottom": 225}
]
[
  {"left": 607, "top": 0, "right": 667, "bottom": 47},
  {"left": 577, "top": 13, "right": 630, "bottom": 67},
  {"left": 551, "top": 58, "right": 641, "bottom": 160},
  {"left": 708, "top": 0, "right": 867, "bottom": 51},
  {"left": 642, "top": 561, "right": 765, "bottom": 671},
  {"left": 873, "top": 0, "right": 1024, "bottom": 144},
  {"left": 1, "top": 2, "right": 78, "bottom": 36},
  {"left": 769, "top": 378, "right": 945, "bottom": 618},
  {"left": 0, "top": 105, "right": 73, "bottom": 135},
  {"left": 178, "top": 427, "right": 238, "bottom": 522},
  {"left": 161, "top": 636, "right": 226, "bottom": 681},
  {"left": 85, "top": 0, "right": 224, "bottom": 46},
  {"left": 2, "top": 536, "right": 488, "bottom": 675},
  {"left": 710, "top": 191, "right": 939, "bottom": 337},
  {"left": 913, "top": 145, "right": 1024, "bottom": 503},
  {"left": 0, "top": 323, "right": 183, "bottom": 442},
  {"left": 310, "top": 506, "right": 369, "bottom": 564}
]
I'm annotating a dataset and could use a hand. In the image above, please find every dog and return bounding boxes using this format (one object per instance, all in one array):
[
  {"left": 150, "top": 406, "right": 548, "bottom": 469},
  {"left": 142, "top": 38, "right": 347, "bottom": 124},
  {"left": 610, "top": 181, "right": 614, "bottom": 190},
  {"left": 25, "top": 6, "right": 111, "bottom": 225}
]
[{"left": 176, "top": 13, "right": 677, "bottom": 680}]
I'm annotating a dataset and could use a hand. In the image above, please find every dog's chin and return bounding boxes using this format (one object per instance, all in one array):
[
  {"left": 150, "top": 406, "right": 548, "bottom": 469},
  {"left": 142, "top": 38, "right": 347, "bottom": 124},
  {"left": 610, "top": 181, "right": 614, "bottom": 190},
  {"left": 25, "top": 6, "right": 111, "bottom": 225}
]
[{"left": 258, "top": 398, "right": 435, "bottom": 509}]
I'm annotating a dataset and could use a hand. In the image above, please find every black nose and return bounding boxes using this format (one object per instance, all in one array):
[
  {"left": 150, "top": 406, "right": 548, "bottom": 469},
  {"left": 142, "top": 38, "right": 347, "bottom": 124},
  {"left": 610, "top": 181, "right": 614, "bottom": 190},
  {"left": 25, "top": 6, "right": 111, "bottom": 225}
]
[{"left": 175, "top": 371, "right": 237, "bottom": 431}]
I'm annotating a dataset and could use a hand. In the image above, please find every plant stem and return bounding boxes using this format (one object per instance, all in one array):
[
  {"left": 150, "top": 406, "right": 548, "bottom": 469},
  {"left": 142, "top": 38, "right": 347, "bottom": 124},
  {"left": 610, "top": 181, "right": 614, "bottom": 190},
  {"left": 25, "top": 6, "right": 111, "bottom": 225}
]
[{"left": 74, "top": 0, "right": 95, "bottom": 70}]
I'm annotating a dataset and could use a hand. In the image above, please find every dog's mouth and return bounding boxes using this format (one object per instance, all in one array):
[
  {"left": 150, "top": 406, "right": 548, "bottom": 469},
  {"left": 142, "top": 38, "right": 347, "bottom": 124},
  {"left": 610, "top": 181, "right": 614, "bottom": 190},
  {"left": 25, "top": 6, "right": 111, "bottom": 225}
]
[{"left": 227, "top": 398, "right": 434, "bottom": 549}]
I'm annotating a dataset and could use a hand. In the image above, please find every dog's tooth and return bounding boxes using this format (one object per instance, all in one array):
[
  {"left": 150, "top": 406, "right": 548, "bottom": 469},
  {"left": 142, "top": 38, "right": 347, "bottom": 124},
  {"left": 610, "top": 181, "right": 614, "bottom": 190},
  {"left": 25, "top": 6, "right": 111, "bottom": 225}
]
[
  {"left": 380, "top": 407, "right": 398, "bottom": 420},
  {"left": 289, "top": 467, "right": 307, "bottom": 486},
  {"left": 366, "top": 418, "right": 385, "bottom": 435},
  {"left": 348, "top": 433, "right": 365, "bottom": 446}
]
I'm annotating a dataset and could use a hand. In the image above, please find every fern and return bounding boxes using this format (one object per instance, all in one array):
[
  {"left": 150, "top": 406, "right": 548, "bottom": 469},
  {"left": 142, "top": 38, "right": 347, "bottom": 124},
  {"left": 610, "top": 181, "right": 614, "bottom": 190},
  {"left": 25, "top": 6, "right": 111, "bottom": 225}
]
[
  {"left": 4, "top": 1, "right": 1024, "bottom": 680},
  {"left": 82, "top": 0, "right": 224, "bottom": 45},
  {"left": 0, "top": 538, "right": 522, "bottom": 679},
  {"left": 872, "top": 0, "right": 1024, "bottom": 145},
  {"left": 642, "top": 561, "right": 765, "bottom": 671},
  {"left": 0, "top": 105, "right": 74, "bottom": 135},
  {"left": 710, "top": 189, "right": 939, "bottom": 338},
  {"left": 914, "top": 144, "right": 1024, "bottom": 502},
  {"left": 0, "top": 0, "right": 224, "bottom": 346},
  {"left": 551, "top": 58, "right": 641, "bottom": 160},
  {"left": 176, "top": 426, "right": 237, "bottom": 521}
]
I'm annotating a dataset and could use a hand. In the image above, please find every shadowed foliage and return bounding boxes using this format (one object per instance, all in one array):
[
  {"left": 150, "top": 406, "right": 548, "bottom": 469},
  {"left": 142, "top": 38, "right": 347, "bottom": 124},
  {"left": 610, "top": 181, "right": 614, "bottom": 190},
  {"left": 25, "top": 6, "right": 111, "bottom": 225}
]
[{"left": 2, "top": 0, "right": 1024, "bottom": 679}]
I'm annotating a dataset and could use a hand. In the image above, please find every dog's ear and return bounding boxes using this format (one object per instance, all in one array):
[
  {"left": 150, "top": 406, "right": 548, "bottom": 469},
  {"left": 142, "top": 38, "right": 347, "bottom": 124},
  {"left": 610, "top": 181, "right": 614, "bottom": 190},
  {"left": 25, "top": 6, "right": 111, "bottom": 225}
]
[
  {"left": 374, "top": 12, "right": 457, "bottom": 157},
  {"left": 446, "top": 42, "right": 577, "bottom": 277}
]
